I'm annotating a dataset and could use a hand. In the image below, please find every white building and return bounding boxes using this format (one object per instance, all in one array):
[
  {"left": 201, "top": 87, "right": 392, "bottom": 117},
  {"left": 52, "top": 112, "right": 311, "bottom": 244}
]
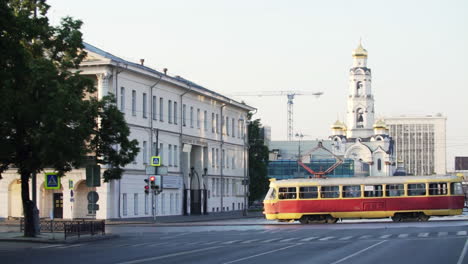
[
  {"left": 383, "top": 115, "right": 447, "bottom": 175},
  {"left": 0, "top": 43, "right": 254, "bottom": 220},
  {"left": 328, "top": 43, "right": 396, "bottom": 177}
]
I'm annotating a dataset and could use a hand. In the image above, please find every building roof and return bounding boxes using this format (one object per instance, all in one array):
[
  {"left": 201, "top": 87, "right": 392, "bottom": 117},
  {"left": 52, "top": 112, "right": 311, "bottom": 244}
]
[
  {"left": 352, "top": 43, "right": 368, "bottom": 58},
  {"left": 82, "top": 42, "right": 255, "bottom": 111}
]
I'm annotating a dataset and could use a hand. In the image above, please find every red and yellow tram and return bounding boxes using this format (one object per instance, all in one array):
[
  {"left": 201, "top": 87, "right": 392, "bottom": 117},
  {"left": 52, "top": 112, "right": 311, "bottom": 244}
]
[{"left": 263, "top": 175, "right": 465, "bottom": 223}]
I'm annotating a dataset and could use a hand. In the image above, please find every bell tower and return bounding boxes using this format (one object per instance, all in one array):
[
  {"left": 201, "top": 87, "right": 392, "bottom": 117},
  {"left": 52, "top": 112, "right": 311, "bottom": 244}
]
[{"left": 346, "top": 41, "right": 375, "bottom": 138}]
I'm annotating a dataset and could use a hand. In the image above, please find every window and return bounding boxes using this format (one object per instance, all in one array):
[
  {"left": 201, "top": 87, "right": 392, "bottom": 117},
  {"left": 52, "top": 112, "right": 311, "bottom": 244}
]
[
  {"left": 168, "top": 144, "right": 172, "bottom": 166},
  {"left": 299, "top": 186, "right": 318, "bottom": 199},
  {"left": 408, "top": 183, "right": 426, "bottom": 196},
  {"left": 159, "top": 143, "right": 163, "bottom": 163},
  {"left": 278, "top": 187, "right": 297, "bottom": 199},
  {"left": 226, "top": 116, "right": 230, "bottom": 136},
  {"left": 170, "top": 193, "right": 174, "bottom": 214},
  {"left": 212, "top": 113, "right": 215, "bottom": 133},
  {"left": 152, "top": 142, "right": 157, "bottom": 156},
  {"left": 232, "top": 118, "right": 235, "bottom": 137},
  {"left": 222, "top": 150, "right": 225, "bottom": 168},
  {"left": 386, "top": 184, "right": 404, "bottom": 197},
  {"left": 190, "top": 106, "right": 194, "bottom": 127},
  {"left": 232, "top": 156, "right": 235, "bottom": 169},
  {"left": 159, "top": 98, "right": 164, "bottom": 121},
  {"left": 377, "top": 159, "right": 382, "bottom": 171},
  {"left": 429, "top": 182, "right": 448, "bottom": 195},
  {"left": 120, "top": 87, "right": 125, "bottom": 112},
  {"left": 212, "top": 148, "right": 215, "bottom": 168},
  {"left": 122, "top": 193, "right": 127, "bottom": 216},
  {"left": 216, "top": 148, "right": 219, "bottom": 168},
  {"left": 204, "top": 111, "right": 207, "bottom": 130},
  {"left": 226, "top": 152, "right": 229, "bottom": 168},
  {"left": 143, "top": 141, "right": 147, "bottom": 164},
  {"left": 342, "top": 185, "right": 361, "bottom": 198},
  {"left": 182, "top": 104, "right": 186, "bottom": 126},
  {"left": 320, "top": 186, "right": 339, "bottom": 198},
  {"left": 364, "top": 185, "right": 383, "bottom": 197},
  {"left": 131, "top": 90, "right": 136, "bottom": 116},
  {"left": 451, "top": 182, "right": 463, "bottom": 195},
  {"left": 168, "top": 100, "right": 172, "bottom": 124},
  {"left": 174, "top": 101, "right": 178, "bottom": 124},
  {"left": 174, "top": 145, "right": 178, "bottom": 167},
  {"left": 142, "top": 93, "right": 147, "bottom": 118},
  {"left": 216, "top": 114, "right": 219, "bottom": 133},
  {"left": 152, "top": 95, "right": 157, "bottom": 120},
  {"left": 212, "top": 178, "right": 216, "bottom": 196},
  {"left": 134, "top": 193, "right": 138, "bottom": 215},
  {"left": 197, "top": 109, "right": 200, "bottom": 128}
]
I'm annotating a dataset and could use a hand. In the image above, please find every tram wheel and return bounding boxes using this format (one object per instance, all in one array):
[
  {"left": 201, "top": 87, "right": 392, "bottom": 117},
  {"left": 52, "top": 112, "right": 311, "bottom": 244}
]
[
  {"left": 391, "top": 215, "right": 402, "bottom": 222},
  {"left": 326, "top": 217, "right": 338, "bottom": 224},
  {"left": 418, "top": 214, "right": 430, "bottom": 222},
  {"left": 299, "top": 216, "right": 310, "bottom": 224}
]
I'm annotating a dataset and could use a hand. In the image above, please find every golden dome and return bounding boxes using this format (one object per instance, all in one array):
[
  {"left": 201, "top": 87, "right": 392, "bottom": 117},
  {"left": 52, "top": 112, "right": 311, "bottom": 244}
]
[
  {"left": 331, "top": 120, "right": 346, "bottom": 130},
  {"left": 352, "top": 43, "right": 368, "bottom": 58},
  {"left": 373, "top": 119, "right": 387, "bottom": 129}
]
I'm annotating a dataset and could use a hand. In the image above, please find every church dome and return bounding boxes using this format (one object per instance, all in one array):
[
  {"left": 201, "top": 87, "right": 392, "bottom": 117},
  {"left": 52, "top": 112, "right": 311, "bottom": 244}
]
[
  {"left": 352, "top": 43, "right": 368, "bottom": 58},
  {"left": 373, "top": 119, "right": 387, "bottom": 129},
  {"left": 331, "top": 120, "right": 346, "bottom": 130}
]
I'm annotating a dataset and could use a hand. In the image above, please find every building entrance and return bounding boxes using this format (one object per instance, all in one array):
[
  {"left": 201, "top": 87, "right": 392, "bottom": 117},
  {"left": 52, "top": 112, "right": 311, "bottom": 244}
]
[{"left": 53, "top": 193, "right": 63, "bottom": 219}]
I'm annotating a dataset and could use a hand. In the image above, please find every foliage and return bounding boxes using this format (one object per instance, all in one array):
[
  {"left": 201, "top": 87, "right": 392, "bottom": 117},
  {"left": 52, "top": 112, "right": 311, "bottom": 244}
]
[
  {"left": 247, "top": 113, "right": 270, "bottom": 204},
  {"left": 0, "top": 0, "right": 138, "bottom": 236}
]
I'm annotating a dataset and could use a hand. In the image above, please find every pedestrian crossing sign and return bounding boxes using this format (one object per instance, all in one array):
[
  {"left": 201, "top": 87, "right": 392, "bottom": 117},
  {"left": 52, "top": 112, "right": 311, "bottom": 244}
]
[
  {"left": 45, "top": 173, "right": 60, "bottom": 190},
  {"left": 150, "top": 156, "right": 161, "bottom": 167}
]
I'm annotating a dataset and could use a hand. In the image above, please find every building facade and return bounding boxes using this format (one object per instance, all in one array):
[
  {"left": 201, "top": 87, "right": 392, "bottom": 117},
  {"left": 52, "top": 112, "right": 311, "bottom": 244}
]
[
  {"left": 0, "top": 43, "right": 254, "bottom": 220},
  {"left": 383, "top": 115, "right": 447, "bottom": 175}
]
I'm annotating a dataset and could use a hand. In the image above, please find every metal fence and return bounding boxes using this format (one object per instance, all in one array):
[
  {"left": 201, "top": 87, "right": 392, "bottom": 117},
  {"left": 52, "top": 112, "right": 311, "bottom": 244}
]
[{"left": 20, "top": 219, "right": 105, "bottom": 239}]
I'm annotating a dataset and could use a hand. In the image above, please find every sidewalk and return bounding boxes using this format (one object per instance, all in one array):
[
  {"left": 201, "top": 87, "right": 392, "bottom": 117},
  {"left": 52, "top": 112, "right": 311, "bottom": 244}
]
[{"left": 0, "top": 231, "right": 118, "bottom": 244}]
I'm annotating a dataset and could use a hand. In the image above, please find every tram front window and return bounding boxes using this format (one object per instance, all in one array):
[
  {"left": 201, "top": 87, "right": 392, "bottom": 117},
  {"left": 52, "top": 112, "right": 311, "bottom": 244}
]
[{"left": 265, "top": 188, "right": 277, "bottom": 200}]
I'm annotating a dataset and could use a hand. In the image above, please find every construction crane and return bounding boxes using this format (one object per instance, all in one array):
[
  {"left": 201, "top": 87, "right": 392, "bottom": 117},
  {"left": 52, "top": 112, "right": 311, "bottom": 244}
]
[{"left": 230, "top": 91, "right": 323, "bottom": 141}]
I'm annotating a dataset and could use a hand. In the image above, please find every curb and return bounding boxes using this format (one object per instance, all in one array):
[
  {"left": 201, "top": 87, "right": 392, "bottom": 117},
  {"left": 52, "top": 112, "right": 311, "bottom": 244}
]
[{"left": 0, "top": 234, "right": 120, "bottom": 244}]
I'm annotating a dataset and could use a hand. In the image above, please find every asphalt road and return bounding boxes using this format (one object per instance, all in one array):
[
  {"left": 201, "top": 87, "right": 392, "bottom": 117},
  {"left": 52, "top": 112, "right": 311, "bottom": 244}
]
[{"left": 1, "top": 219, "right": 467, "bottom": 264}]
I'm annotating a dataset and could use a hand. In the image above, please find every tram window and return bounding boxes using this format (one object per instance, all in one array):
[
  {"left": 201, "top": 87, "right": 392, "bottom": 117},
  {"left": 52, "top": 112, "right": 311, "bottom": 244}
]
[
  {"left": 320, "top": 186, "right": 339, "bottom": 198},
  {"left": 386, "top": 184, "right": 404, "bottom": 197},
  {"left": 299, "top": 186, "right": 318, "bottom": 199},
  {"left": 342, "top": 185, "right": 361, "bottom": 198},
  {"left": 407, "top": 183, "right": 426, "bottom": 196},
  {"left": 278, "top": 187, "right": 297, "bottom": 199},
  {"left": 450, "top": 183, "right": 463, "bottom": 195},
  {"left": 364, "top": 185, "right": 383, "bottom": 197},
  {"left": 264, "top": 188, "right": 277, "bottom": 200},
  {"left": 428, "top": 183, "right": 448, "bottom": 195}
]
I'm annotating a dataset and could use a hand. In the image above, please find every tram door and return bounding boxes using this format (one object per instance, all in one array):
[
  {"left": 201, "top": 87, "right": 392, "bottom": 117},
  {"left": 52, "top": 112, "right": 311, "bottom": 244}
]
[{"left": 53, "top": 193, "right": 63, "bottom": 219}]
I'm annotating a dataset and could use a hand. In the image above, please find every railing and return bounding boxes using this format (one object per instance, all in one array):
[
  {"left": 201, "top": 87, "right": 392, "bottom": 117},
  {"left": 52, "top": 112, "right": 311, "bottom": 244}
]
[{"left": 20, "top": 219, "right": 105, "bottom": 239}]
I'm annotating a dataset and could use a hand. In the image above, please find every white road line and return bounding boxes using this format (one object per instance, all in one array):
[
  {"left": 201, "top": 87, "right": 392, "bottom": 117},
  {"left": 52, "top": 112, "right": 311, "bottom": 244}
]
[
  {"left": 56, "top": 244, "right": 83, "bottom": 249},
  {"left": 358, "top": 235, "right": 372, "bottom": 239},
  {"left": 330, "top": 240, "right": 387, "bottom": 264},
  {"left": 457, "top": 231, "right": 467, "bottom": 236},
  {"left": 222, "top": 240, "right": 241, "bottom": 245},
  {"left": 148, "top": 242, "right": 168, "bottom": 247},
  {"left": 300, "top": 236, "right": 319, "bottom": 242},
  {"left": 398, "top": 234, "right": 409, "bottom": 238},
  {"left": 457, "top": 239, "right": 468, "bottom": 264},
  {"left": 319, "top": 236, "right": 335, "bottom": 241},
  {"left": 438, "top": 232, "right": 448, "bottom": 237},
  {"left": 261, "top": 238, "right": 283, "bottom": 243},
  {"left": 338, "top": 236, "right": 353, "bottom": 241},
  {"left": 202, "top": 241, "right": 220, "bottom": 245},
  {"left": 241, "top": 239, "right": 260, "bottom": 244},
  {"left": 37, "top": 244, "right": 65, "bottom": 249},
  {"left": 418, "top": 233, "right": 429, "bottom": 238},
  {"left": 130, "top": 242, "right": 153, "bottom": 247},
  {"left": 116, "top": 246, "right": 222, "bottom": 264},
  {"left": 278, "top": 238, "right": 296, "bottom": 242},
  {"left": 221, "top": 244, "right": 301, "bottom": 264},
  {"left": 379, "top": 234, "right": 392, "bottom": 239}
]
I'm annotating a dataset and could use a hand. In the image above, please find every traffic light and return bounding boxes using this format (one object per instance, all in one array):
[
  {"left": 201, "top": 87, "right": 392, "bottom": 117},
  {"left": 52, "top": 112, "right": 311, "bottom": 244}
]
[
  {"left": 149, "top": 176, "right": 159, "bottom": 192},
  {"left": 144, "top": 179, "right": 149, "bottom": 194}
]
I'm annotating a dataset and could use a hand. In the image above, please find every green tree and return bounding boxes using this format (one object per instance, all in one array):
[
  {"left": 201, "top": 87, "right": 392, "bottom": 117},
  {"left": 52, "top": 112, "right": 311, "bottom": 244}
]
[
  {"left": 247, "top": 114, "right": 269, "bottom": 204},
  {"left": 0, "top": 0, "right": 138, "bottom": 237}
]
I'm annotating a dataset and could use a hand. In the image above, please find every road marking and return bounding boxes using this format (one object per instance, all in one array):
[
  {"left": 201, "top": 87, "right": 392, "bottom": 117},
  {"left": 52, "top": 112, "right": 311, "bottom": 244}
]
[
  {"left": 418, "top": 233, "right": 429, "bottom": 238},
  {"left": 358, "top": 235, "right": 372, "bottom": 239},
  {"left": 438, "top": 232, "right": 448, "bottom": 237},
  {"left": 457, "top": 239, "right": 468, "bottom": 264},
  {"left": 148, "top": 242, "right": 167, "bottom": 247},
  {"left": 241, "top": 239, "right": 260, "bottom": 244},
  {"left": 56, "top": 244, "right": 83, "bottom": 249},
  {"left": 300, "top": 236, "right": 319, "bottom": 242},
  {"left": 338, "top": 236, "right": 353, "bottom": 241},
  {"left": 330, "top": 240, "right": 387, "bottom": 264},
  {"left": 319, "top": 236, "right": 335, "bottom": 241},
  {"left": 261, "top": 238, "right": 283, "bottom": 243},
  {"left": 221, "top": 244, "right": 301, "bottom": 264},
  {"left": 278, "top": 238, "right": 296, "bottom": 242},
  {"left": 398, "top": 234, "right": 409, "bottom": 238},
  {"left": 130, "top": 242, "right": 153, "bottom": 247},
  {"left": 222, "top": 240, "right": 241, "bottom": 245},
  {"left": 37, "top": 244, "right": 65, "bottom": 249},
  {"left": 202, "top": 241, "right": 220, "bottom": 245},
  {"left": 116, "top": 246, "right": 222, "bottom": 264},
  {"left": 457, "top": 231, "right": 467, "bottom": 236},
  {"left": 379, "top": 234, "right": 391, "bottom": 239}
]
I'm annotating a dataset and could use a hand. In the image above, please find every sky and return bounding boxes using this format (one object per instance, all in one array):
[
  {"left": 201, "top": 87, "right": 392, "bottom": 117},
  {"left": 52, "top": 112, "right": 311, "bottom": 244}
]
[{"left": 46, "top": 0, "right": 468, "bottom": 170}]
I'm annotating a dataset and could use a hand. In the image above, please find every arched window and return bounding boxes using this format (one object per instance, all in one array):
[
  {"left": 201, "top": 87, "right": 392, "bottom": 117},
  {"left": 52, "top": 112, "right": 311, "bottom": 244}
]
[
  {"left": 356, "top": 108, "right": 364, "bottom": 128},
  {"left": 377, "top": 159, "right": 382, "bottom": 171},
  {"left": 356, "top": 81, "right": 363, "bottom": 96}
]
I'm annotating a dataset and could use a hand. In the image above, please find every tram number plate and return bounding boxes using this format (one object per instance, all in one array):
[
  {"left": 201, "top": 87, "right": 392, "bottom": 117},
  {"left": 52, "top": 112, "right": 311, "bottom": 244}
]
[{"left": 363, "top": 202, "right": 385, "bottom": 211}]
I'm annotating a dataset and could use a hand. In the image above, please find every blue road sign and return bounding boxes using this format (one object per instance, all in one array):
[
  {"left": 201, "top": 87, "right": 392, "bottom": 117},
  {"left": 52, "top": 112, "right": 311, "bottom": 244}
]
[
  {"left": 45, "top": 173, "right": 60, "bottom": 190},
  {"left": 151, "top": 156, "right": 161, "bottom": 167}
]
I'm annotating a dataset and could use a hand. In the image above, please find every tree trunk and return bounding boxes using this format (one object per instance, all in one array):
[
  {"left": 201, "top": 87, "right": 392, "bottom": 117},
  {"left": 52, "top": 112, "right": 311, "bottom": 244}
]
[{"left": 21, "top": 171, "right": 36, "bottom": 237}]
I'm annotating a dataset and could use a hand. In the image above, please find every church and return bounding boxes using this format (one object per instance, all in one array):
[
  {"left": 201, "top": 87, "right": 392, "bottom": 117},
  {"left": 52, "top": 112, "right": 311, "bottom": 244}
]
[{"left": 328, "top": 42, "right": 396, "bottom": 177}]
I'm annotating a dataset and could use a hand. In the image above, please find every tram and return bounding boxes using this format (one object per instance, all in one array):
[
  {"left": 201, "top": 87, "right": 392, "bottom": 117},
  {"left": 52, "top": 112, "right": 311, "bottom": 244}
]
[{"left": 263, "top": 175, "right": 465, "bottom": 223}]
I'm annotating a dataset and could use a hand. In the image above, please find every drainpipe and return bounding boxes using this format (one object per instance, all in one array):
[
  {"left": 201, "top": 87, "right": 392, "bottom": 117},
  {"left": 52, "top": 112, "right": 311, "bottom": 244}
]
[
  {"left": 220, "top": 104, "right": 227, "bottom": 212},
  {"left": 179, "top": 85, "right": 192, "bottom": 214}
]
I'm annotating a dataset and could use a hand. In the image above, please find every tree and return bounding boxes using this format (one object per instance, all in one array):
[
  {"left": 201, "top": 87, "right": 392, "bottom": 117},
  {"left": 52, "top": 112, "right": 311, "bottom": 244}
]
[
  {"left": 0, "top": 0, "right": 138, "bottom": 237},
  {"left": 247, "top": 113, "right": 269, "bottom": 204}
]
